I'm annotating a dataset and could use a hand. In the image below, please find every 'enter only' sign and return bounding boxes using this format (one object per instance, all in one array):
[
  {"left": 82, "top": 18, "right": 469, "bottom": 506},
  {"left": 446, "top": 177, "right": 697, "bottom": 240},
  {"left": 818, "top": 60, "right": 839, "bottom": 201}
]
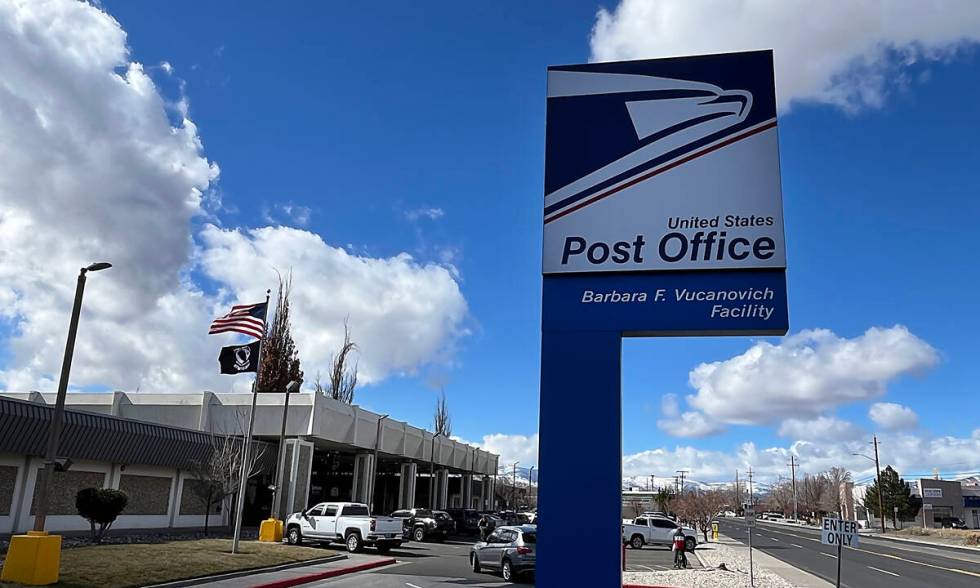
[{"left": 821, "top": 518, "right": 860, "bottom": 547}]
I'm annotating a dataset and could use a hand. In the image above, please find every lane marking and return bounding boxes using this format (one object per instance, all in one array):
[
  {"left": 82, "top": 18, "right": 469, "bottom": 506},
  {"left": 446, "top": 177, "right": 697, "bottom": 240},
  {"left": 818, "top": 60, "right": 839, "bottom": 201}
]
[
  {"left": 820, "top": 552, "right": 838, "bottom": 559},
  {"left": 853, "top": 547, "right": 980, "bottom": 579},
  {"left": 406, "top": 584, "right": 423, "bottom": 588},
  {"left": 868, "top": 566, "right": 899, "bottom": 577},
  {"left": 769, "top": 537, "right": 780, "bottom": 541},
  {"left": 791, "top": 543, "right": 804, "bottom": 549}
]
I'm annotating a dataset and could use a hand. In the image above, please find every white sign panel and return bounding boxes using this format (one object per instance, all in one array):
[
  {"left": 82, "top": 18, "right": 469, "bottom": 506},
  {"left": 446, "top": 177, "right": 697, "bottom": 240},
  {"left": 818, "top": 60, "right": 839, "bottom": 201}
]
[
  {"left": 923, "top": 488, "right": 943, "bottom": 498},
  {"left": 543, "top": 51, "right": 785, "bottom": 275},
  {"left": 821, "top": 517, "right": 860, "bottom": 547}
]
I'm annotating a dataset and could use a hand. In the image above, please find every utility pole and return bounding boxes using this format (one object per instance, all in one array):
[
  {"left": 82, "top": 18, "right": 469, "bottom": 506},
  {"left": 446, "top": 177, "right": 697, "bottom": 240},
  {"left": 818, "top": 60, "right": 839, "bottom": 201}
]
[
  {"left": 747, "top": 466, "right": 755, "bottom": 587},
  {"left": 788, "top": 455, "right": 798, "bottom": 521},
  {"left": 873, "top": 434, "right": 885, "bottom": 534},
  {"left": 676, "top": 470, "right": 688, "bottom": 495},
  {"left": 649, "top": 474, "right": 655, "bottom": 492},
  {"left": 512, "top": 461, "right": 520, "bottom": 508}
]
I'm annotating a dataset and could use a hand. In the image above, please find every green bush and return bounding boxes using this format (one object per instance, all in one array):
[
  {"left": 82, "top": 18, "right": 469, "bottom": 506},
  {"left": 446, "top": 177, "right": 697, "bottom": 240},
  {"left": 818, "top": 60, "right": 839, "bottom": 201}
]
[{"left": 76, "top": 487, "right": 128, "bottom": 544}]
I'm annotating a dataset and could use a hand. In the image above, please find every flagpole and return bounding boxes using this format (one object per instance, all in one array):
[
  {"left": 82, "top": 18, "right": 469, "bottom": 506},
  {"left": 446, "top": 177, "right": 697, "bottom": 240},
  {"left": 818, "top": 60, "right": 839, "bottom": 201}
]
[{"left": 232, "top": 289, "right": 271, "bottom": 554}]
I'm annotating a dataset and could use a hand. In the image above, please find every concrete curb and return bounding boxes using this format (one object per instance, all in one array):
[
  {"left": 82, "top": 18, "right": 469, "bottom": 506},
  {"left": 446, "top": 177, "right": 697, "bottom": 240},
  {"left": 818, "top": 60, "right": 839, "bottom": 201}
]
[
  {"left": 862, "top": 531, "right": 980, "bottom": 553},
  {"left": 250, "top": 557, "right": 397, "bottom": 588},
  {"left": 143, "top": 554, "right": 348, "bottom": 588}
]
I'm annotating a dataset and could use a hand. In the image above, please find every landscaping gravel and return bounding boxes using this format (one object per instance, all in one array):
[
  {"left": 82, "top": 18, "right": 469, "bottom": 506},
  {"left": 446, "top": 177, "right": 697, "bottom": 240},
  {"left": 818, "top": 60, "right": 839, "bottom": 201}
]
[{"left": 624, "top": 541, "right": 796, "bottom": 588}]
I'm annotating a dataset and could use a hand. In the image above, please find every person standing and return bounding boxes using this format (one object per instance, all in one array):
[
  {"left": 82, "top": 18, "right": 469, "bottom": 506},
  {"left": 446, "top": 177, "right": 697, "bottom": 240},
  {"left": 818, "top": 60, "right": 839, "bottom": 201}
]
[
  {"left": 478, "top": 514, "right": 495, "bottom": 542},
  {"left": 672, "top": 527, "right": 689, "bottom": 569}
]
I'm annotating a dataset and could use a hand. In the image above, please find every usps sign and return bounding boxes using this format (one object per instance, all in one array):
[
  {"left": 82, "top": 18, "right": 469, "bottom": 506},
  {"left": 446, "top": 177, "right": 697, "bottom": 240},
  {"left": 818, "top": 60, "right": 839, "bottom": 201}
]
[{"left": 543, "top": 50, "right": 785, "bottom": 274}]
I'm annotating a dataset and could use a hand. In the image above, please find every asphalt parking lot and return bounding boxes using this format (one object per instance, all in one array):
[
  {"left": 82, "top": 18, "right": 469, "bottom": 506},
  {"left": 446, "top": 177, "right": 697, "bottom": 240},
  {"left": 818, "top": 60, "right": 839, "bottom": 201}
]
[
  {"left": 623, "top": 542, "right": 704, "bottom": 572},
  {"left": 307, "top": 536, "right": 536, "bottom": 587}
]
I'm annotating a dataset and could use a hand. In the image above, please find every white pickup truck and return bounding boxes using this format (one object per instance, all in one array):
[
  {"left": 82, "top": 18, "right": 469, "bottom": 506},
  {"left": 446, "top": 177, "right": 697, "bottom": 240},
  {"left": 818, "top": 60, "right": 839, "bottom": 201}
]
[
  {"left": 622, "top": 515, "right": 698, "bottom": 551},
  {"left": 285, "top": 502, "right": 404, "bottom": 553}
]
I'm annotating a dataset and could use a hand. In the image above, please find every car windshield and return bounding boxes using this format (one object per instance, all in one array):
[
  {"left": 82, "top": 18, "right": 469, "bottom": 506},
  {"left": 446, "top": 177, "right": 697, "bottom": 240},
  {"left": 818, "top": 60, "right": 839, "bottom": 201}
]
[{"left": 522, "top": 532, "right": 536, "bottom": 544}]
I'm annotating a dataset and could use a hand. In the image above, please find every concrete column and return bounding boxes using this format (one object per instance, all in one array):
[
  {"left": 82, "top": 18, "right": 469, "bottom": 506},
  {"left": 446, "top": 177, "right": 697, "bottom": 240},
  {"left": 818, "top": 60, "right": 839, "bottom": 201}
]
[
  {"left": 462, "top": 474, "right": 474, "bottom": 509},
  {"left": 436, "top": 469, "right": 450, "bottom": 510},
  {"left": 280, "top": 440, "right": 314, "bottom": 517},
  {"left": 398, "top": 462, "right": 418, "bottom": 509},
  {"left": 352, "top": 453, "right": 375, "bottom": 504},
  {"left": 480, "top": 476, "right": 490, "bottom": 510}
]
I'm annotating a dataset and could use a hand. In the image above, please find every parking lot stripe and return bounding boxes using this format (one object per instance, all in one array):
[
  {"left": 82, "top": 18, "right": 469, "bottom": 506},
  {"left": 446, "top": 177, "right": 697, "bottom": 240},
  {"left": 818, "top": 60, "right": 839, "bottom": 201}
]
[{"left": 868, "top": 566, "right": 899, "bottom": 577}]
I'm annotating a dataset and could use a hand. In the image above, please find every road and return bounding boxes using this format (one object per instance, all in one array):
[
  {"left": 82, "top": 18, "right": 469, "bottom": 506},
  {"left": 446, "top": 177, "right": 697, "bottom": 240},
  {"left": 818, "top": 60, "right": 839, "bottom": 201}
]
[
  {"left": 716, "top": 517, "right": 980, "bottom": 588},
  {"left": 305, "top": 537, "right": 534, "bottom": 587}
]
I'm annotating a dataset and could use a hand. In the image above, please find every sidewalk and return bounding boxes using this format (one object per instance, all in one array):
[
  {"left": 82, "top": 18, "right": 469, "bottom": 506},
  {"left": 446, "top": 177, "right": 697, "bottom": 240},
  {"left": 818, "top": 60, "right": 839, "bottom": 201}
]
[
  {"left": 716, "top": 534, "right": 832, "bottom": 588},
  {"left": 193, "top": 553, "right": 395, "bottom": 588}
]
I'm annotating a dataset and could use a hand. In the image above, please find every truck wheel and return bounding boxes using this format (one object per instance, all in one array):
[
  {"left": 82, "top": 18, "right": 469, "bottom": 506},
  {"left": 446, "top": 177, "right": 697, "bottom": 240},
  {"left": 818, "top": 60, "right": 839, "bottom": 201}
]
[
  {"left": 345, "top": 532, "right": 363, "bottom": 553},
  {"left": 630, "top": 535, "right": 644, "bottom": 549},
  {"left": 686, "top": 537, "right": 697, "bottom": 552},
  {"left": 414, "top": 527, "right": 426, "bottom": 542},
  {"left": 286, "top": 526, "right": 302, "bottom": 545},
  {"left": 471, "top": 553, "right": 481, "bottom": 573}
]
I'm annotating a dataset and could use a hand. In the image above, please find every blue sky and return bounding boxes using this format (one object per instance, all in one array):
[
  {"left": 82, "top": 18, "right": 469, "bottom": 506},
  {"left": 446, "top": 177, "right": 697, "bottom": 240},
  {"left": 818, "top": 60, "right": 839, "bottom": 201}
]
[{"left": 2, "top": 1, "right": 978, "bottom": 484}]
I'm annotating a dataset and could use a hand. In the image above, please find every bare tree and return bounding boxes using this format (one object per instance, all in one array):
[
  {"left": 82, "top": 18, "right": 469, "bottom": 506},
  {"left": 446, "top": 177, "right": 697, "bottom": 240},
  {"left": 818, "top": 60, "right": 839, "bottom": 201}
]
[
  {"left": 826, "top": 466, "right": 852, "bottom": 517},
  {"left": 433, "top": 390, "right": 452, "bottom": 437},
  {"left": 187, "top": 411, "right": 267, "bottom": 536},
  {"left": 801, "top": 473, "right": 831, "bottom": 520},
  {"left": 673, "top": 489, "right": 727, "bottom": 543},
  {"left": 324, "top": 319, "right": 357, "bottom": 404},
  {"left": 258, "top": 272, "right": 304, "bottom": 392},
  {"left": 764, "top": 479, "right": 794, "bottom": 516}
]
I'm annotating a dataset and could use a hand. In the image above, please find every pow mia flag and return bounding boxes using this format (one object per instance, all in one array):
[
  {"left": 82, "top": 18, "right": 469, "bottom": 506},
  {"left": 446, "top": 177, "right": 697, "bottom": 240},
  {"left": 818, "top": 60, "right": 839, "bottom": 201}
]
[{"left": 219, "top": 340, "right": 260, "bottom": 374}]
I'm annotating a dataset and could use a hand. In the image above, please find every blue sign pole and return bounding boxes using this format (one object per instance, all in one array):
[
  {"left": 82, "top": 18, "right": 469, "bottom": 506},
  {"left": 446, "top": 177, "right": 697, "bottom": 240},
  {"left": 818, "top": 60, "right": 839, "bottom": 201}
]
[{"left": 538, "top": 327, "right": 622, "bottom": 586}]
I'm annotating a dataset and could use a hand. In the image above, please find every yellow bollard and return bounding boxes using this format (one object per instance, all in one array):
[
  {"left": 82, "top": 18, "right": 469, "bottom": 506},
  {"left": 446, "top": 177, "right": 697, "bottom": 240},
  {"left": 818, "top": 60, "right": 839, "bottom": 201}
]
[
  {"left": 711, "top": 521, "right": 719, "bottom": 541},
  {"left": 259, "top": 518, "right": 284, "bottom": 542},
  {"left": 0, "top": 531, "right": 62, "bottom": 585}
]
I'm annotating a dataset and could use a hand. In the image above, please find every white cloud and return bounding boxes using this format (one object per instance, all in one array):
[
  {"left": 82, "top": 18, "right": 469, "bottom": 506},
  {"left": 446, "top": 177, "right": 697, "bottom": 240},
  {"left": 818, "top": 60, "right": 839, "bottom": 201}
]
[
  {"left": 869, "top": 402, "right": 919, "bottom": 430},
  {"left": 590, "top": 0, "right": 980, "bottom": 112},
  {"left": 684, "top": 326, "right": 938, "bottom": 426},
  {"left": 0, "top": 0, "right": 469, "bottom": 393},
  {"left": 622, "top": 428, "right": 980, "bottom": 486},
  {"left": 405, "top": 207, "right": 445, "bottom": 222},
  {"left": 198, "top": 225, "right": 468, "bottom": 384},
  {"left": 657, "top": 393, "right": 723, "bottom": 438},
  {"left": 456, "top": 433, "right": 539, "bottom": 469},
  {"left": 778, "top": 416, "right": 864, "bottom": 441}
]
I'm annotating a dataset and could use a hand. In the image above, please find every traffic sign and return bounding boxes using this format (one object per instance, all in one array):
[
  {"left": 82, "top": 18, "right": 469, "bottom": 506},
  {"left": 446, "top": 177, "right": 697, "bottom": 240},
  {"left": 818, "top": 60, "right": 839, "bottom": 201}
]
[{"left": 821, "top": 517, "right": 860, "bottom": 547}]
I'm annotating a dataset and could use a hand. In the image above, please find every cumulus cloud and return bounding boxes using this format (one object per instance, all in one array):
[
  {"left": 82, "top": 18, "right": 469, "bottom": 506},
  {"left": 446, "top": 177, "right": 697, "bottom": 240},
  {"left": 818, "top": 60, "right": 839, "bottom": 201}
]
[
  {"left": 590, "top": 0, "right": 980, "bottom": 112},
  {"left": 456, "top": 433, "right": 539, "bottom": 469},
  {"left": 778, "top": 416, "right": 864, "bottom": 441},
  {"left": 657, "top": 393, "right": 724, "bottom": 438},
  {"left": 684, "top": 326, "right": 938, "bottom": 426},
  {"left": 0, "top": 0, "right": 469, "bottom": 393},
  {"left": 198, "top": 225, "right": 468, "bottom": 384},
  {"left": 622, "top": 428, "right": 980, "bottom": 486},
  {"left": 869, "top": 402, "right": 919, "bottom": 430}
]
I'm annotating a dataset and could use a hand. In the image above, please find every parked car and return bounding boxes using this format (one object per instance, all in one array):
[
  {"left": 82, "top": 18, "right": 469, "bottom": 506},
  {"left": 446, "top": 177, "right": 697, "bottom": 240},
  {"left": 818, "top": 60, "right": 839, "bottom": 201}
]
[
  {"left": 470, "top": 524, "right": 536, "bottom": 582},
  {"left": 390, "top": 508, "right": 456, "bottom": 542},
  {"left": 446, "top": 508, "right": 482, "bottom": 535},
  {"left": 496, "top": 510, "right": 523, "bottom": 526},
  {"left": 938, "top": 517, "right": 968, "bottom": 529},
  {"left": 623, "top": 516, "right": 698, "bottom": 551},
  {"left": 640, "top": 511, "right": 677, "bottom": 521},
  {"left": 285, "top": 502, "right": 403, "bottom": 553}
]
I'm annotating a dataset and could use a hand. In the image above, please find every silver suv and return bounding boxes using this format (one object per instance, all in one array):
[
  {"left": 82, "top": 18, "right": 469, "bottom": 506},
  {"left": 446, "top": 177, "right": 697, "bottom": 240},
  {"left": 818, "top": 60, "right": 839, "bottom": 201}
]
[{"left": 470, "top": 524, "right": 536, "bottom": 582}]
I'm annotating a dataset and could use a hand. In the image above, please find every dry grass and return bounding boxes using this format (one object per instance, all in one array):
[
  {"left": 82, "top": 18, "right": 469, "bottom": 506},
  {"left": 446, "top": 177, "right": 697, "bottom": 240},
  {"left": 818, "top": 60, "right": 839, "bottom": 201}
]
[
  {"left": 3, "top": 539, "right": 335, "bottom": 588},
  {"left": 892, "top": 527, "right": 980, "bottom": 547}
]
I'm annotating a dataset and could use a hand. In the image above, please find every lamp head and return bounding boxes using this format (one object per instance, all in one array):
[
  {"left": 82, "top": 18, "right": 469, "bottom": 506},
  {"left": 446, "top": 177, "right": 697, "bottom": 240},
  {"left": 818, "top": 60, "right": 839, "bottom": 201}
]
[
  {"left": 285, "top": 380, "right": 300, "bottom": 393},
  {"left": 85, "top": 262, "right": 112, "bottom": 272}
]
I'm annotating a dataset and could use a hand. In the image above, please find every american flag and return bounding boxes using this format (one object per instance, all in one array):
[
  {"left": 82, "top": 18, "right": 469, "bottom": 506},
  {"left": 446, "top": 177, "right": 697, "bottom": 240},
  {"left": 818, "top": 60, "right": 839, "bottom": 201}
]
[{"left": 208, "top": 302, "right": 267, "bottom": 339}]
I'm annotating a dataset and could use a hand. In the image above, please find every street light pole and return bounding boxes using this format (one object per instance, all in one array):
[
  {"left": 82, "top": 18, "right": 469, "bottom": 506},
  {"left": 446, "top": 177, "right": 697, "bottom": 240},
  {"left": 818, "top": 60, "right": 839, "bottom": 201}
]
[
  {"left": 528, "top": 466, "right": 535, "bottom": 508},
  {"left": 429, "top": 432, "right": 442, "bottom": 510},
  {"left": 271, "top": 380, "right": 300, "bottom": 520},
  {"left": 370, "top": 415, "right": 389, "bottom": 513},
  {"left": 32, "top": 262, "right": 111, "bottom": 533}
]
